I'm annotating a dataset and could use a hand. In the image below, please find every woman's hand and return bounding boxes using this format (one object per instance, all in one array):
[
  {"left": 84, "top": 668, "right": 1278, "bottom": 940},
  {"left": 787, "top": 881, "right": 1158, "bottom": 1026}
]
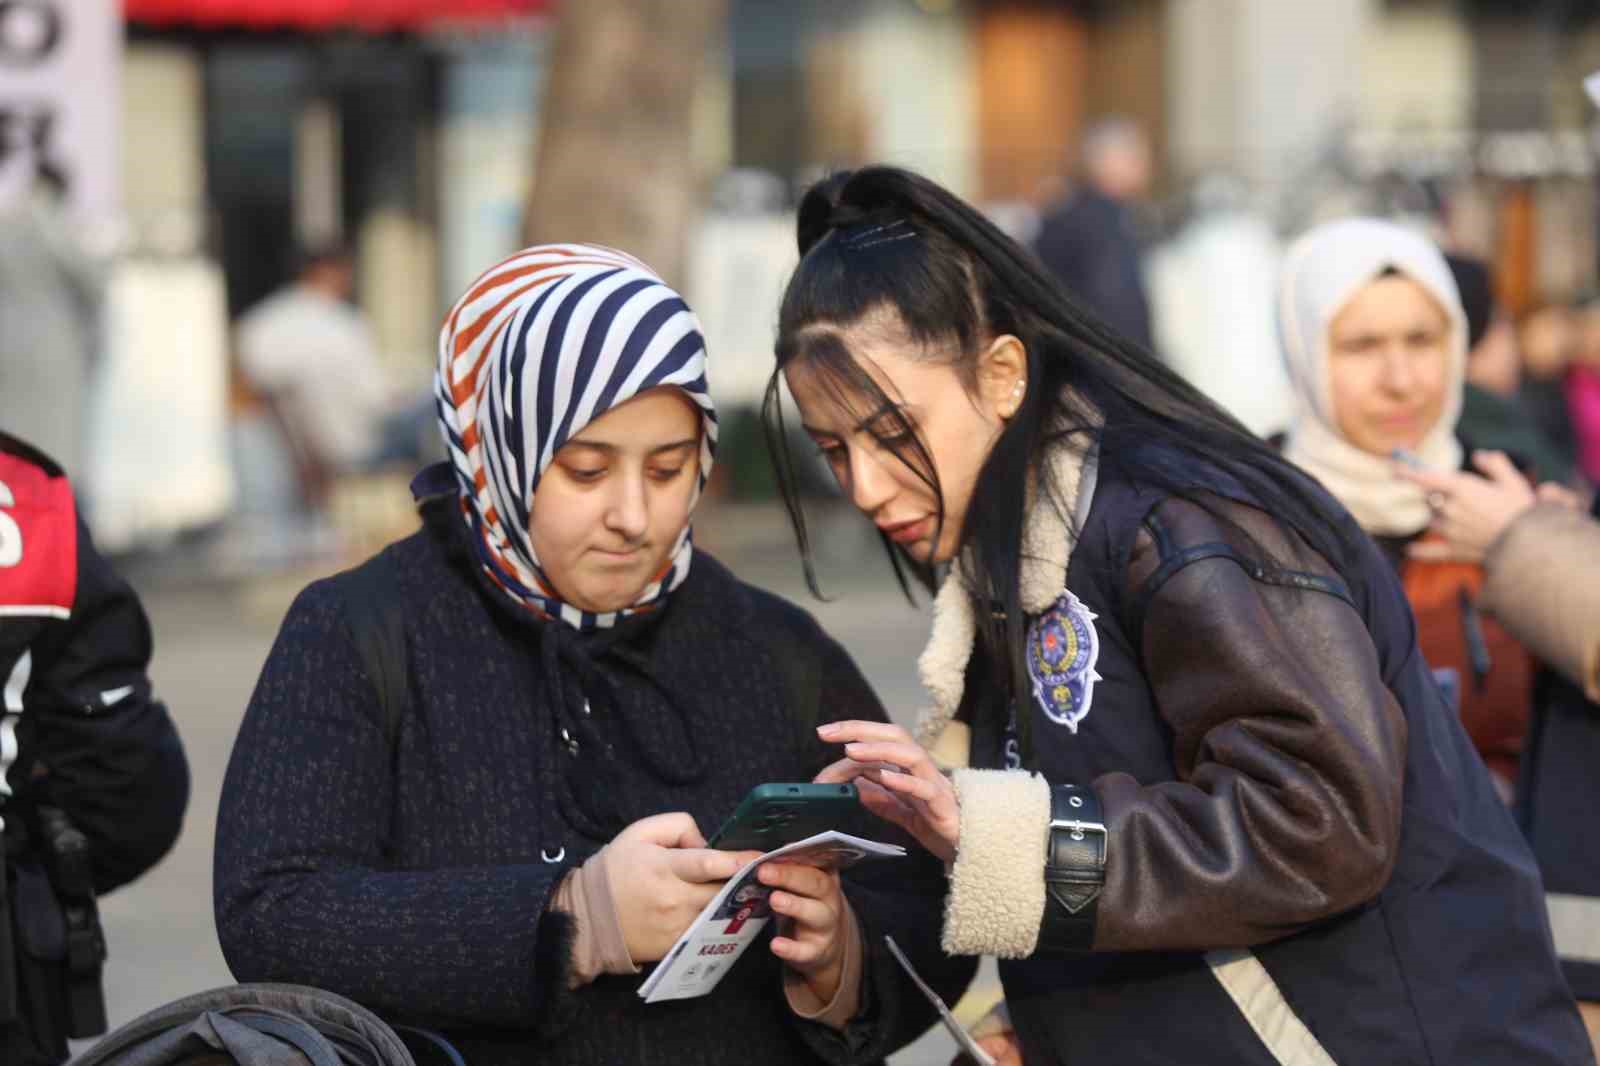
[
  {"left": 1395, "top": 450, "right": 1536, "bottom": 563},
  {"left": 814, "top": 720, "right": 960, "bottom": 864},
  {"left": 760, "top": 861, "right": 852, "bottom": 1004},
  {"left": 604, "top": 813, "right": 761, "bottom": 963}
]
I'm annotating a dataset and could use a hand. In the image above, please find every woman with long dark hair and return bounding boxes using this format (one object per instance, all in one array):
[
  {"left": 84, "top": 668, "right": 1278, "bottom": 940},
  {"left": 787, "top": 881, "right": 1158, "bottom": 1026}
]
[{"left": 765, "top": 168, "right": 1590, "bottom": 1064}]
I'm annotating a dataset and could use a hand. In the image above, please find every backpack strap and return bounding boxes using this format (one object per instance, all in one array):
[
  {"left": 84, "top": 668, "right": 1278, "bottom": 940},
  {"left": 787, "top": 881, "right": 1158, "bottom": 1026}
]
[
  {"left": 222, "top": 1007, "right": 345, "bottom": 1066},
  {"left": 334, "top": 551, "right": 411, "bottom": 859},
  {"left": 336, "top": 550, "right": 411, "bottom": 754},
  {"left": 746, "top": 604, "right": 825, "bottom": 760}
]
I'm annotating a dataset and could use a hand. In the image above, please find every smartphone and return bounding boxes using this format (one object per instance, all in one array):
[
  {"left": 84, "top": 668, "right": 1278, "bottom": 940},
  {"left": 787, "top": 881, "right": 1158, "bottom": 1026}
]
[{"left": 708, "top": 783, "right": 861, "bottom": 851}]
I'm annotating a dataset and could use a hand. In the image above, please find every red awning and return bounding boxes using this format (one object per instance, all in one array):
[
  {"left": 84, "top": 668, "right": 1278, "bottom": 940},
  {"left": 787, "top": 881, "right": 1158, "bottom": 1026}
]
[{"left": 124, "top": 0, "right": 550, "bottom": 31}]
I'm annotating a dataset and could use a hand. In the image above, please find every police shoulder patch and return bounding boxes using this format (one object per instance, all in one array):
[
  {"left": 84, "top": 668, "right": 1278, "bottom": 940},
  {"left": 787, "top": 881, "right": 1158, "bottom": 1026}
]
[{"left": 1025, "top": 590, "right": 1102, "bottom": 733}]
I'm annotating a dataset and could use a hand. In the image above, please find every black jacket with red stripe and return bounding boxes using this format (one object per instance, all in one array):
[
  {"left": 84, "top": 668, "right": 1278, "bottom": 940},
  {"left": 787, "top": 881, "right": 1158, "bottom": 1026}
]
[
  {"left": 0, "top": 430, "right": 188, "bottom": 893},
  {"left": 0, "top": 428, "right": 187, "bottom": 889},
  {"left": 2, "top": 431, "right": 188, "bottom": 1064}
]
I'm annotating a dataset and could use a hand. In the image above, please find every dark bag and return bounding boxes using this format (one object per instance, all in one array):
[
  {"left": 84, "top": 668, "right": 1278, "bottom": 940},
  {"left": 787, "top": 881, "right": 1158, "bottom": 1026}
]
[
  {"left": 5, "top": 805, "right": 110, "bottom": 1066},
  {"left": 335, "top": 551, "right": 411, "bottom": 759},
  {"left": 68, "top": 983, "right": 416, "bottom": 1066}
]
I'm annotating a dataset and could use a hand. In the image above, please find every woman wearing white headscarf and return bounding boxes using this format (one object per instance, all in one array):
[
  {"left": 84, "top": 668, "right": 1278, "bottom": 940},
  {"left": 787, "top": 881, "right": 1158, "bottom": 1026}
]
[
  {"left": 1278, "top": 218, "right": 1533, "bottom": 793},
  {"left": 214, "top": 245, "right": 972, "bottom": 1066}
]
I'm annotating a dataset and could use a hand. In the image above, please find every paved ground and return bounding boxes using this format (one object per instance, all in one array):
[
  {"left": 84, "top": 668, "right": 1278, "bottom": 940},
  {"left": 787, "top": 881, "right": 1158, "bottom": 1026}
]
[{"left": 80, "top": 499, "right": 997, "bottom": 1064}]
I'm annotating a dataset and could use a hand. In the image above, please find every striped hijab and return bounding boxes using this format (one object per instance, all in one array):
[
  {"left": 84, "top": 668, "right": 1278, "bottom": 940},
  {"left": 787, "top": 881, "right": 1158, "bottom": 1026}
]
[{"left": 435, "top": 244, "right": 718, "bottom": 630}]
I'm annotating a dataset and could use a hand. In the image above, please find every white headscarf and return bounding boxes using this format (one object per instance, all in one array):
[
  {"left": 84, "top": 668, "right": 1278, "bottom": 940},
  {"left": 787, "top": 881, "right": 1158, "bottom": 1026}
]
[{"left": 1277, "top": 218, "right": 1467, "bottom": 536}]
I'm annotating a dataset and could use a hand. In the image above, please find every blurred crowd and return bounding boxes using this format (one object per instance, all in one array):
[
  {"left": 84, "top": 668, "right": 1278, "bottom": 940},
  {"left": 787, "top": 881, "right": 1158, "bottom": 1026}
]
[{"left": 9, "top": 118, "right": 1600, "bottom": 577}]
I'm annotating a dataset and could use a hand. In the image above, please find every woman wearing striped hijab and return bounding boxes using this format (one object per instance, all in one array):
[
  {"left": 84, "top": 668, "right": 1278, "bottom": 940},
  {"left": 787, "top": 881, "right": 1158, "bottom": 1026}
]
[{"left": 215, "top": 245, "right": 972, "bottom": 1065}]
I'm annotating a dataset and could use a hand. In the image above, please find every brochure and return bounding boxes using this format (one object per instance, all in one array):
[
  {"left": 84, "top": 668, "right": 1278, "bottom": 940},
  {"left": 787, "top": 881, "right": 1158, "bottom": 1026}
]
[{"left": 638, "top": 830, "right": 905, "bottom": 1003}]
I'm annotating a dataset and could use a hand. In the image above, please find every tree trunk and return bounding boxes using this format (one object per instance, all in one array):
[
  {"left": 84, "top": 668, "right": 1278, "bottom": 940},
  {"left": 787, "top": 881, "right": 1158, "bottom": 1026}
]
[{"left": 524, "top": 0, "right": 726, "bottom": 288}]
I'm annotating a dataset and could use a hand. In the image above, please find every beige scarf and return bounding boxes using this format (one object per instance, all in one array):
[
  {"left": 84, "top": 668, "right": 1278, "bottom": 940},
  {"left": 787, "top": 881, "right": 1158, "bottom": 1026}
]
[{"left": 1277, "top": 218, "right": 1466, "bottom": 537}]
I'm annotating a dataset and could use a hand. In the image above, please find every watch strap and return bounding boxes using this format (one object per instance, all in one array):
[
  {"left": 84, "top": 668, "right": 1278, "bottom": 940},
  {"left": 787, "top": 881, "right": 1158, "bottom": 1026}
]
[{"left": 1037, "top": 783, "right": 1106, "bottom": 952}]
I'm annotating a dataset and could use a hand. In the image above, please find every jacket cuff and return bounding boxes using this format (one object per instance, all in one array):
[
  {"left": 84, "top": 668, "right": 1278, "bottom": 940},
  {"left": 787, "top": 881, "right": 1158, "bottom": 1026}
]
[
  {"left": 943, "top": 769, "right": 1050, "bottom": 958},
  {"left": 1482, "top": 502, "right": 1600, "bottom": 702},
  {"left": 784, "top": 898, "right": 864, "bottom": 1029},
  {"left": 550, "top": 850, "right": 639, "bottom": 988},
  {"left": 532, "top": 906, "right": 584, "bottom": 1034}
]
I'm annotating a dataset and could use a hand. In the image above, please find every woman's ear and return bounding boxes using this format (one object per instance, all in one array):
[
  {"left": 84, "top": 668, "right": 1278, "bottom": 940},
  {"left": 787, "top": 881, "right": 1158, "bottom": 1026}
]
[{"left": 977, "top": 334, "right": 1028, "bottom": 419}]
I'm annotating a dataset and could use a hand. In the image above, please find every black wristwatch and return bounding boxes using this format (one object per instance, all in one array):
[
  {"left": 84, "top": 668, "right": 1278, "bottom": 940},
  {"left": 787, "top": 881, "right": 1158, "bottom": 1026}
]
[{"left": 1037, "top": 784, "right": 1106, "bottom": 952}]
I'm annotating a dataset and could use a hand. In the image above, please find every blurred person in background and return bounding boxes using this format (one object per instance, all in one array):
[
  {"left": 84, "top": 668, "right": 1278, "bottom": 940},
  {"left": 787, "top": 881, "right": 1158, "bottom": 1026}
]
[
  {"left": 1447, "top": 254, "right": 1573, "bottom": 485},
  {"left": 0, "top": 176, "right": 104, "bottom": 480},
  {"left": 1, "top": 431, "right": 189, "bottom": 1066},
  {"left": 1032, "top": 117, "right": 1155, "bottom": 352},
  {"left": 1395, "top": 451, "right": 1600, "bottom": 1058},
  {"left": 234, "top": 243, "right": 433, "bottom": 508},
  {"left": 1568, "top": 302, "right": 1600, "bottom": 488},
  {"left": 1146, "top": 174, "right": 1292, "bottom": 438},
  {"left": 768, "top": 167, "right": 1588, "bottom": 1066},
  {"left": 1279, "top": 218, "right": 1538, "bottom": 800},
  {"left": 1520, "top": 303, "right": 1583, "bottom": 479},
  {"left": 215, "top": 245, "right": 971, "bottom": 1066}
]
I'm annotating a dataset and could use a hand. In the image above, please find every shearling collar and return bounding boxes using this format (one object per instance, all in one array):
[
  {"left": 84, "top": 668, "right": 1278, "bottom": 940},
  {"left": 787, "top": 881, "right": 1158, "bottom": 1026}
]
[{"left": 915, "top": 436, "right": 1098, "bottom": 748}]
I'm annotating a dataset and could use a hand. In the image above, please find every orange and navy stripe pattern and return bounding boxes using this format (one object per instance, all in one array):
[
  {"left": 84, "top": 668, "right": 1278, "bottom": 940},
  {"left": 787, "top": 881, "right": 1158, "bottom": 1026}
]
[{"left": 434, "top": 244, "right": 717, "bottom": 630}]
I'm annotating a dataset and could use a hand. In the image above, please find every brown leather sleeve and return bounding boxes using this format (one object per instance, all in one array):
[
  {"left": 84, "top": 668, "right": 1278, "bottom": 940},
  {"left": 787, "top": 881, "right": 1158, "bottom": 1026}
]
[{"left": 1091, "top": 496, "right": 1407, "bottom": 952}]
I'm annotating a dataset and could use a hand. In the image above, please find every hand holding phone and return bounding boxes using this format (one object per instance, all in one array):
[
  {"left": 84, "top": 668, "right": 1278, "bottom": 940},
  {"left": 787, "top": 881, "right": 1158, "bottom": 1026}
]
[{"left": 603, "top": 812, "right": 759, "bottom": 963}]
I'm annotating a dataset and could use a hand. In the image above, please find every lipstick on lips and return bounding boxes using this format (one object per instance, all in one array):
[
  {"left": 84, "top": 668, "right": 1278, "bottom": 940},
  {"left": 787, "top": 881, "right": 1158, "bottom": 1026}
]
[{"left": 879, "top": 515, "right": 933, "bottom": 545}]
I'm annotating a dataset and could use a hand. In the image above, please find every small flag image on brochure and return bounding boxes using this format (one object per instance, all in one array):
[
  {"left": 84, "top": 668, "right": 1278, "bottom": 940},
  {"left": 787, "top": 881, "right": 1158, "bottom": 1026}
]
[{"left": 638, "top": 831, "right": 904, "bottom": 1004}]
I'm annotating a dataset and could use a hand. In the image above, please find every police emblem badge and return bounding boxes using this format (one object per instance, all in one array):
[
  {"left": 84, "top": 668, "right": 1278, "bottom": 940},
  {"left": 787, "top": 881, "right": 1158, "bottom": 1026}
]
[{"left": 1025, "top": 590, "right": 1102, "bottom": 733}]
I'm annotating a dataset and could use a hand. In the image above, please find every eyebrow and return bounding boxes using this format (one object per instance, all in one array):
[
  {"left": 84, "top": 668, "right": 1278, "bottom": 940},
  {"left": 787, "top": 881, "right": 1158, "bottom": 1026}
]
[
  {"left": 562, "top": 438, "right": 699, "bottom": 457},
  {"left": 801, "top": 402, "right": 913, "bottom": 439}
]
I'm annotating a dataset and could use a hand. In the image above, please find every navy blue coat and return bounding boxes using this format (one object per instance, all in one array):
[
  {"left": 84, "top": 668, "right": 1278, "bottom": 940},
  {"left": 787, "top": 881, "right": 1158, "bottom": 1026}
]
[{"left": 215, "top": 492, "right": 972, "bottom": 1066}]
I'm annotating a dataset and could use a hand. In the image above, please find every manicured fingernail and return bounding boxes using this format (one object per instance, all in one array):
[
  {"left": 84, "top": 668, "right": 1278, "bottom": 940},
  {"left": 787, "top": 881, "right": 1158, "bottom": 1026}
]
[{"left": 817, "top": 723, "right": 839, "bottom": 736}]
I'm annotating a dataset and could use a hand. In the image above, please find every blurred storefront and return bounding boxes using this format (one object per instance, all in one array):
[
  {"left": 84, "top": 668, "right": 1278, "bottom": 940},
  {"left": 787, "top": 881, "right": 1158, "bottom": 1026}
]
[
  {"left": 89, "top": 0, "right": 548, "bottom": 550},
  {"left": 113, "top": 0, "right": 1171, "bottom": 414},
  {"left": 122, "top": 0, "right": 550, "bottom": 376},
  {"left": 698, "top": 0, "right": 1167, "bottom": 412},
  {"left": 1170, "top": 0, "right": 1600, "bottom": 307},
  {"left": 105, "top": 0, "right": 1600, "bottom": 441},
  {"left": 725, "top": 0, "right": 1165, "bottom": 208}
]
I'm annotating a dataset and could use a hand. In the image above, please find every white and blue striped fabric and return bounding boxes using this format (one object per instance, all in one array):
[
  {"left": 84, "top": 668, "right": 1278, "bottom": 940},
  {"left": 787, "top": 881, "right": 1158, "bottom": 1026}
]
[{"left": 435, "top": 244, "right": 718, "bottom": 630}]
